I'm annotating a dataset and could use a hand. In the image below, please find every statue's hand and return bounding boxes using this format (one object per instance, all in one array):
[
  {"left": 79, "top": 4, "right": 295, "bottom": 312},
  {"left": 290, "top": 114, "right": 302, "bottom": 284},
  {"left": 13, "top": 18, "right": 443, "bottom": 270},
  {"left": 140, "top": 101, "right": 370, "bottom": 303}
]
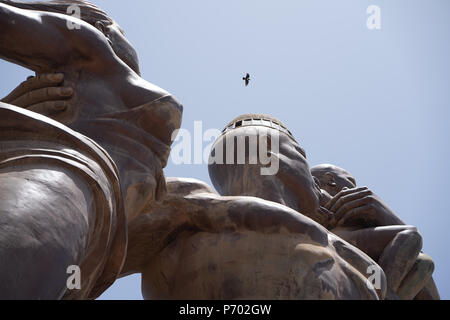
[
  {"left": 325, "top": 186, "right": 403, "bottom": 228},
  {"left": 317, "top": 205, "right": 337, "bottom": 230},
  {"left": 1, "top": 73, "right": 73, "bottom": 116}
]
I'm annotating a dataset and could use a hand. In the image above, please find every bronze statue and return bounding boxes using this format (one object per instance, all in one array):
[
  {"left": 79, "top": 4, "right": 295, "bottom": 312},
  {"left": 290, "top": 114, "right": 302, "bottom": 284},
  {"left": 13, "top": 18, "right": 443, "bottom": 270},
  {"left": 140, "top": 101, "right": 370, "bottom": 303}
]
[
  {"left": 0, "top": 0, "right": 181, "bottom": 299},
  {"left": 0, "top": 0, "right": 439, "bottom": 301}
]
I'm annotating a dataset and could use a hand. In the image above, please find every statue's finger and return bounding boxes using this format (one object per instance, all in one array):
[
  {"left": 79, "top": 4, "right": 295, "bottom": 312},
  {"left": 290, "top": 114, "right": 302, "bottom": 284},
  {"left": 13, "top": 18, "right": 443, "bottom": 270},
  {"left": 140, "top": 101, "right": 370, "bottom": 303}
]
[
  {"left": 325, "top": 188, "right": 347, "bottom": 210},
  {"left": 25, "top": 73, "right": 65, "bottom": 91},
  {"left": 26, "top": 100, "right": 68, "bottom": 115},
  {"left": 325, "top": 186, "right": 367, "bottom": 210},
  {"left": 330, "top": 188, "right": 372, "bottom": 213},
  {"left": 1, "top": 73, "right": 64, "bottom": 103},
  {"left": 12, "top": 87, "right": 73, "bottom": 108}
]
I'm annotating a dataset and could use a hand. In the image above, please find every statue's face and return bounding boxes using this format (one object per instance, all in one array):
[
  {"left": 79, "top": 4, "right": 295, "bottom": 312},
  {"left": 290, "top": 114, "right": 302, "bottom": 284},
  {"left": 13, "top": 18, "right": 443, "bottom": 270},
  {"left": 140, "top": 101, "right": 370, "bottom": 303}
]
[
  {"left": 104, "top": 23, "right": 141, "bottom": 75},
  {"left": 312, "top": 165, "right": 356, "bottom": 197},
  {"left": 330, "top": 170, "right": 356, "bottom": 195}
]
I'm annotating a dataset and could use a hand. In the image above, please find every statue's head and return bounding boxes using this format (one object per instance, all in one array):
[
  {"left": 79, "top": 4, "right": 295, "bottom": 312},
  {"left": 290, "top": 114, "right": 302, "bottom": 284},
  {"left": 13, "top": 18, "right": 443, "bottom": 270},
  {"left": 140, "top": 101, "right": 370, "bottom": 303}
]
[
  {"left": 310, "top": 164, "right": 356, "bottom": 196},
  {"left": 9, "top": 0, "right": 140, "bottom": 75},
  {"left": 208, "top": 114, "right": 331, "bottom": 225}
]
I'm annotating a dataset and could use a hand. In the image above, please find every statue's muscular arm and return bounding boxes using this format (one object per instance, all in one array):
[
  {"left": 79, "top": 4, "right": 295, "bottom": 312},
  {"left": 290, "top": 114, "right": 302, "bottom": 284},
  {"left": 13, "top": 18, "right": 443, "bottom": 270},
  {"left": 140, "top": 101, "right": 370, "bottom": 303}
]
[
  {"left": 0, "top": 2, "right": 116, "bottom": 73},
  {"left": 121, "top": 178, "right": 386, "bottom": 299}
]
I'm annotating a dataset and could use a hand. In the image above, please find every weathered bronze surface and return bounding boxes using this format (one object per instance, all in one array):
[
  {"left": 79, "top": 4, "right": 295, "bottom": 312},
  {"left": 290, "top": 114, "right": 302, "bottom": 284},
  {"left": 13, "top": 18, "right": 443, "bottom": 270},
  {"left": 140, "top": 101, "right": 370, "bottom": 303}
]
[
  {"left": 0, "top": 1, "right": 439, "bottom": 300},
  {"left": 0, "top": 0, "right": 181, "bottom": 299}
]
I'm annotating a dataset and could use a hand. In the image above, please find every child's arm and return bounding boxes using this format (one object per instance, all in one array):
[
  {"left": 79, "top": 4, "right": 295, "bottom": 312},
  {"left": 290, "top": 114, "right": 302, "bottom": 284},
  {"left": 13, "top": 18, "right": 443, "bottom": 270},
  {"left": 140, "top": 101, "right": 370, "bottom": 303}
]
[{"left": 326, "top": 186, "right": 405, "bottom": 228}]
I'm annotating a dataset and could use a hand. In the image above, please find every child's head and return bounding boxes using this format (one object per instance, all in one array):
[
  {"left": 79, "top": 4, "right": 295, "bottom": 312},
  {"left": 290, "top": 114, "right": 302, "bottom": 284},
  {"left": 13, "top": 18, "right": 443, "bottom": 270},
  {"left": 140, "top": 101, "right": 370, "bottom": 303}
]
[{"left": 310, "top": 164, "right": 356, "bottom": 196}]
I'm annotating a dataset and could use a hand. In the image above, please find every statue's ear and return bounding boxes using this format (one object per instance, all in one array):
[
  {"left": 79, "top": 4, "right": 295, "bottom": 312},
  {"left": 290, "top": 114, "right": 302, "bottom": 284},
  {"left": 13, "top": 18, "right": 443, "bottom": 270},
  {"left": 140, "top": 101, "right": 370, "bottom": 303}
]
[
  {"left": 324, "top": 172, "right": 337, "bottom": 187},
  {"left": 95, "top": 21, "right": 113, "bottom": 46},
  {"left": 95, "top": 21, "right": 106, "bottom": 34}
]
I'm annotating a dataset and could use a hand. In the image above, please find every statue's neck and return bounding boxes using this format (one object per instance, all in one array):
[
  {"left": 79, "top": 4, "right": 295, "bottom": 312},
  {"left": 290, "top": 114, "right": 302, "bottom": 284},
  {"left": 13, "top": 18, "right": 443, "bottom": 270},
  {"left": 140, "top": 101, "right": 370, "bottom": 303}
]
[
  {"left": 250, "top": 180, "right": 301, "bottom": 212},
  {"left": 50, "top": 65, "right": 169, "bottom": 125}
]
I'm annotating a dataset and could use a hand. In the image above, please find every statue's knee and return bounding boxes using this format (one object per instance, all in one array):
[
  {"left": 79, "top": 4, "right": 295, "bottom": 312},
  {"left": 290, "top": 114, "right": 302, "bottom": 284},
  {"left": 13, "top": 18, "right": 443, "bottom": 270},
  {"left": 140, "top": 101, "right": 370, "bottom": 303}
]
[
  {"left": 398, "top": 227, "right": 423, "bottom": 253},
  {"left": 415, "top": 253, "right": 435, "bottom": 276}
]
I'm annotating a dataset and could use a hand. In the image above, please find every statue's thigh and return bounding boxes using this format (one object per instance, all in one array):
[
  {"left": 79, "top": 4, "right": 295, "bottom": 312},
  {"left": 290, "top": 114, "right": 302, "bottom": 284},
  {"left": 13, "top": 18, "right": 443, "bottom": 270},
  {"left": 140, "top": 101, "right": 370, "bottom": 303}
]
[
  {"left": 334, "top": 225, "right": 417, "bottom": 261},
  {"left": 0, "top": 165, "right": 93, "bottom": 299}
]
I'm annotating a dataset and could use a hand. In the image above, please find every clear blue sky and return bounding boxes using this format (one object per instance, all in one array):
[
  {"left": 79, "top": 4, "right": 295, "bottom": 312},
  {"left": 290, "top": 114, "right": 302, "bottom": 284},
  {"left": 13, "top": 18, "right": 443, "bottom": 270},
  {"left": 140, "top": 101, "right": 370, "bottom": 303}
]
[{"left": 1, "top": 0, "right": 449, "bottom": 300}]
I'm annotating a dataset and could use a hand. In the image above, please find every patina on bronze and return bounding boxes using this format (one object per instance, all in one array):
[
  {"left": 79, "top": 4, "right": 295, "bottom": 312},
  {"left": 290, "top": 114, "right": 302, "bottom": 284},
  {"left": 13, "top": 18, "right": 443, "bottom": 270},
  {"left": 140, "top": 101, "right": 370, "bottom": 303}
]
[
  {"left": 0, "top": 0, "right": 439, "bottom": 301},
  {"left": 0, "top": 0, "right": 181, "bottom": 299}
]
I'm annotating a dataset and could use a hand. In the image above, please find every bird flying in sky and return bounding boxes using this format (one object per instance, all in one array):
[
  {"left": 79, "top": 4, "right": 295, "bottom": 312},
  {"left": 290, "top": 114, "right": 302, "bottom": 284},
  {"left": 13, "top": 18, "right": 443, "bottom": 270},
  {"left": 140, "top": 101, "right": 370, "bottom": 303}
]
[{"left": 243, "top": 73, "right": 250, "bottom": 86}]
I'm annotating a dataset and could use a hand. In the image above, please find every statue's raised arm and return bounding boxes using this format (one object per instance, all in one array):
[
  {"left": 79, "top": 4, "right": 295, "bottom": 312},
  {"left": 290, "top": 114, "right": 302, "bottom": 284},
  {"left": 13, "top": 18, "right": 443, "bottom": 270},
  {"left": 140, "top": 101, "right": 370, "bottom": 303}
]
[{"left": 0, "top": 0, "right": 116, "bottom": 73}]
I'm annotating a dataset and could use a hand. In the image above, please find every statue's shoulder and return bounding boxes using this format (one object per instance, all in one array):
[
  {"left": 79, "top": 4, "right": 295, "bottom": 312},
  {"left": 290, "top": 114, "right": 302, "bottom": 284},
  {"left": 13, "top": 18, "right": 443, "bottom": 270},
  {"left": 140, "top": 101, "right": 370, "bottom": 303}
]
[
  {"left": 166, "top": 177, "right": 217, "bottom": 197},
  {"left": 0, "top": 102, "right": 118, "bottom": 177}
]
